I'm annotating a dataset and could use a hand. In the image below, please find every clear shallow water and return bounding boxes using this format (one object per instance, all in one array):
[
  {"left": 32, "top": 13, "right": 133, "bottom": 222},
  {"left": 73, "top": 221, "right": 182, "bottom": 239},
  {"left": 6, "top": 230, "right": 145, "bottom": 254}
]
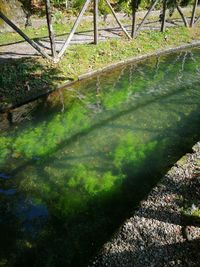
[{"left": 0, "top": 48, "right": 200, "bottom": 266}]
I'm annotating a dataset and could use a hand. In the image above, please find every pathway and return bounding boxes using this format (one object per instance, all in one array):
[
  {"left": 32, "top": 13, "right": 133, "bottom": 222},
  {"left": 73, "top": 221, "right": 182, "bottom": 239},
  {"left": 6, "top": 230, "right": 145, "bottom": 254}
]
[{"left": 0, "top": 8, "right": 195, "bottom": 60}]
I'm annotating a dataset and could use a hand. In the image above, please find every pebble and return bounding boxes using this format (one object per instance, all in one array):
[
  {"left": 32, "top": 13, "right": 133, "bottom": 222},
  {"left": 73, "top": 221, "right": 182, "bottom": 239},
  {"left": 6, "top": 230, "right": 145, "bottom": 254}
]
[{"left": 90, "top": 142, "right": 200, "bottom": 267}]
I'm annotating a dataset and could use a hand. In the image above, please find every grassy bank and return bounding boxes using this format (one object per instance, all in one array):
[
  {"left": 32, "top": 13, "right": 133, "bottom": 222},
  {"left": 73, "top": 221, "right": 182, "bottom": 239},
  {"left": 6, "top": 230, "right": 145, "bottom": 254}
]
[{"left": 0, "top": 23, "right": 200, "bottom": 109}]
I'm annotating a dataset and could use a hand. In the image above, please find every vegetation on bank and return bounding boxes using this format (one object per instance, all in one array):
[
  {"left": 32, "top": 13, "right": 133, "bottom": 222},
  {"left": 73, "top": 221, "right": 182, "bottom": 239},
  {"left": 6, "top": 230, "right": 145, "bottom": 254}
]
[
  {"left": 1, "top": 0, "right": 194, "bottom": 18},
  {"left": 1, "top": 6, "right": 199, "bottom": 46},
  {"left": 0, "top": 22, "right": 200, "bottom": 108}
]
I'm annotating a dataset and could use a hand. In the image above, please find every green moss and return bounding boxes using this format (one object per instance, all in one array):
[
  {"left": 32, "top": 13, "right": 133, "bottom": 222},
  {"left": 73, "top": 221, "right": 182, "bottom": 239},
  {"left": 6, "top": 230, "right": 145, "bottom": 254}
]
[
  {"left": 176, "top": 155, "right": 188, "bottom": 167},
  {"left": 68, "top": 164, "right": 124, "bottom": 196},
  {"left": 191, "top": 209, "right": 200, "bottom": 217},
  {"left": 113, "top": 133, "right": 157, "bottom": 169},
  {"left": 1, "top": 45, "right": 200, "bottom": 169},
  {"left": 0, "top": 136, "right": 11, "bottom": 164}
]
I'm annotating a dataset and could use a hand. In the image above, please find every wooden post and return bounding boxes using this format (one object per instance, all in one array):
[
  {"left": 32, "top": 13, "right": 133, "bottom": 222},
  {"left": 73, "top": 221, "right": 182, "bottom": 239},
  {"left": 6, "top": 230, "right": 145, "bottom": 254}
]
[
  {"left": 0, "top": 11, "right": 52, "bottom": 60},
  {"left": 58, "top": 0, "right": 91, "bottom": 58},
  {"left": 45, "top": 0, "right": 57, "bottom": 60},
  {"left": 194, "top": 15, "right": 200, "bottom": 25},
  {"left": 131, "top": 0, "right": 137, "bottom": 38},
  {"left": 104, "top": 0, "right": 132, "bottom": 39},
  {"left": 190, "top": 0, "right": 198, "bottom": 27},
  {"left": 94, "top": 0, "right": 99, "bottom": 44},
  {"left": 136, "top": 0, "right": 158, "bottom": 35},
  {"left": 176, "top": 3, "right": 189, "bottom": 27},
  {"left": 161, "top": 0, "right": 167, "bottom": 32}
]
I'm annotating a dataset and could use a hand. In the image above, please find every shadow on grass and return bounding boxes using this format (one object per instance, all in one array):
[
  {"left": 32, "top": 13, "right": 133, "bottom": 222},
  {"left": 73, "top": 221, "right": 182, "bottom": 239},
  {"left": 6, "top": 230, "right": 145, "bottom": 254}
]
[{"left": 0, "top": 57, "right": 65, "bottom": 110}]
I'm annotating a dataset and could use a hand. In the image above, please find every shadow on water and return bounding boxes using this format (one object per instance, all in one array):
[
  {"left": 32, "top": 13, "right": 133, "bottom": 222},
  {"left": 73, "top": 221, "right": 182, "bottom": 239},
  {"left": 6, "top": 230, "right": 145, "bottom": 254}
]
[
  {"left": 93, "top": 172, "right": 200, "bottom": 267},
  {"left": 0, "top": 48, "right": 200, "bottom": 266}
]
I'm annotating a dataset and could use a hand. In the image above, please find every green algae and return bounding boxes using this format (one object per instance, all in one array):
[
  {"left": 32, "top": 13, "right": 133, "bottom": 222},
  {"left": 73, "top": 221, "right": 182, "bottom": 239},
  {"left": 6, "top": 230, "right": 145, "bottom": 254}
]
[
  {"left": 0, "top": 48, "right": 200, "bottom": 267},
  {"left": 0, "top": 49, "right": 200, "bottom": 168}
]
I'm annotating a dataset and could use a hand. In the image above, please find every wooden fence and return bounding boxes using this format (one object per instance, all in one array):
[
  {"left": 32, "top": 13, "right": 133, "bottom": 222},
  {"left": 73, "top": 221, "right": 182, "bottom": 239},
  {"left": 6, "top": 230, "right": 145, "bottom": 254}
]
[{"left": 0, "top": 0, "right": 199, "bottom": 62}]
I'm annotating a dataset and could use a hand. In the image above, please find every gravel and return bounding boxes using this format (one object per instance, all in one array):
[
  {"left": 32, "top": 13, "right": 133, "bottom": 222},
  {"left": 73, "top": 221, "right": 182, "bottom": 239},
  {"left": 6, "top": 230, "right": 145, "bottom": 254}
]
[{"left": 89, "top": 142, "right": 200, "bottom": 267}]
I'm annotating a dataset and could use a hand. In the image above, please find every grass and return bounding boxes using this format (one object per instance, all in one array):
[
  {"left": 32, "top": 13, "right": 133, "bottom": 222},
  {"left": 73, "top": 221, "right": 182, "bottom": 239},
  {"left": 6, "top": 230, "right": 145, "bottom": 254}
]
[
  {"left": 0, "top": 21, "right": 200, "bottom": 108},
  {"left": 55, "top": 24, "right": 200, "bottom": 79},
  {"left": 0, "top": 23, "right": 72, "bottom": 45},
  {"left": 0, "top": 6, "right": 199, "bottom": 46},
  {"left": 0, "top": 17, "right": 128, "bottom": 46}
]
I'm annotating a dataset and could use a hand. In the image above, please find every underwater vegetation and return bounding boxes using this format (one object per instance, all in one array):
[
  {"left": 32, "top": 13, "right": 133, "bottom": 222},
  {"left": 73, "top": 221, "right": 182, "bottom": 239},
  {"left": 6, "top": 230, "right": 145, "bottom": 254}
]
[{"left": 0, "top": 48, "right": 200, "bottom": 266}]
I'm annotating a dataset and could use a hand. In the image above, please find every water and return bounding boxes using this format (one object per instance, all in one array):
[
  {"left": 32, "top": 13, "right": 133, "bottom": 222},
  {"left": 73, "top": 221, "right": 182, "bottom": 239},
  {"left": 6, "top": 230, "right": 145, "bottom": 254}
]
[{"left": 0, "top": 48, "right": 200, "bottom": 267}]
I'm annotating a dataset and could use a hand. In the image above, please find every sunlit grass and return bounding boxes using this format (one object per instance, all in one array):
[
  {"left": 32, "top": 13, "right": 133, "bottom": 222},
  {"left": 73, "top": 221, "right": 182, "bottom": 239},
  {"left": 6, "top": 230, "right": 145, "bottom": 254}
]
[{"left": 0, "top": 20, "right": 199, "bottom": 107}]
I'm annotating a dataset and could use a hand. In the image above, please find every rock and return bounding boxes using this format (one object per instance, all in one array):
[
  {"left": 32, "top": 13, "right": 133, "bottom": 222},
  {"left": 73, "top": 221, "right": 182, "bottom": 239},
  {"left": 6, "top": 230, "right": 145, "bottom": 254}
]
[
  {"left": 0, "top": 0, "right": 25, "bottom": 32},
  {"left": 183, "top": 226, "right": 200, "bottom": 241}
]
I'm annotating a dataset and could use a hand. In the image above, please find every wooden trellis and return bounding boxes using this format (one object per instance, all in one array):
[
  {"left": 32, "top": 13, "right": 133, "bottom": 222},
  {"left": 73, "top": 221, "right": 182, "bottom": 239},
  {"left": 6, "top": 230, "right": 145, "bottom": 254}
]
[
  {"left": 0, "top": 0, "right": 199, "bottom": 62},
  {"left": 132, "top": 0, "right": 199, "bottom": 37},
  {"left": 0, "top": 0, "right": 131, "bottom": 62}
]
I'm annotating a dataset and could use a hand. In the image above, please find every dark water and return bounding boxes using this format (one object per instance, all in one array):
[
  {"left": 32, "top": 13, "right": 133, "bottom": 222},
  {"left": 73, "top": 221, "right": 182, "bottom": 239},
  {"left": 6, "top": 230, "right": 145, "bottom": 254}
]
[{"left": 0, "top": 48, "right": 200, "bottom": 267}]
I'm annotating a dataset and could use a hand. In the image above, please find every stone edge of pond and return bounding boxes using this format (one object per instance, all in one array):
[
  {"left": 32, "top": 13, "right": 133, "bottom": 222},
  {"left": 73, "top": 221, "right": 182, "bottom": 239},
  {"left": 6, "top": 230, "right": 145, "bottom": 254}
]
[
  {"left": 77, "top": 40, "right": 200, "bottom": 80},
  {"left": 1, "top": 40, "right": 200, "bottom": 114},
  {"left": 89, "top": 142, "right": 200, "bottom": 267}
]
